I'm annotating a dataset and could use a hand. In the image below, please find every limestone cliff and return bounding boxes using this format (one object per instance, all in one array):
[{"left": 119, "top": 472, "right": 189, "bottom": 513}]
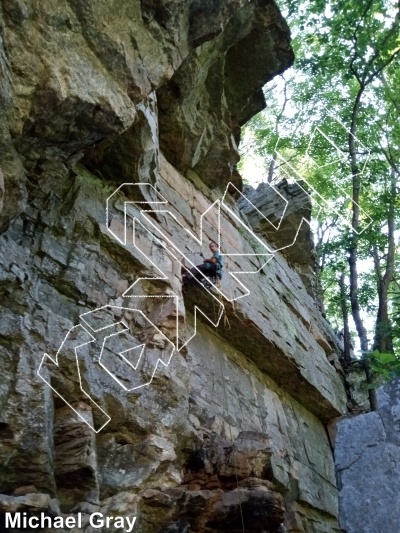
[{"left": 0, "top": 1, "right": 347, "bottom": 532}]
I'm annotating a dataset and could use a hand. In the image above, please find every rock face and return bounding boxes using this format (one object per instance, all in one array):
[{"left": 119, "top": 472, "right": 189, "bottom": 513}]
[
  {"left": 239, "top": 180, "right": 319, "bottom": 301},
  {"left": 0, "top": 1, "right": 347, "bottom": 532},
  {"left": 335, "top": 378, "right": 400, "bottom": 533}
]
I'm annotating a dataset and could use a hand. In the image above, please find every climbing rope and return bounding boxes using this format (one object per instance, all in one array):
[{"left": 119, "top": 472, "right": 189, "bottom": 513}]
[
  {"left": 219, "top": 300, "right": 269, "bottom": 438},
  {"left": 211, "top": 293, "right": 246, "bottom": 533},
  {"left": 217, "top": 349, "right": 246, "bottom": 533}
]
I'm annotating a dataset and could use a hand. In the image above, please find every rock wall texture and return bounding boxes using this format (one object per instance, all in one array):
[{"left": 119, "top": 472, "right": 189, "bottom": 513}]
[
  {"left": 0, "top": 1, "right": 348, "bottom": 532},
  {"left": 335, "top": 378, "right": 400, "bottom": 533}
]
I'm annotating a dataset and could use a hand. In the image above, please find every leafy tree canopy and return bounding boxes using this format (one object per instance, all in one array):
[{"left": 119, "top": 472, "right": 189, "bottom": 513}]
[{"left": 240, "top": 0, "right": 400, "bottom": 373}]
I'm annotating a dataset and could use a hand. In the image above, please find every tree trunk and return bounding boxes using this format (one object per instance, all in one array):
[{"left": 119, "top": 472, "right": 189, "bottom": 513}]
[
  {"left": 373, "top": 167, "right": 396, "bottom": 352},
  {"left": 339, "top": 273, "right": 352, "bottom": 363},
  {"left": 348, "top": 84, "right": 369, "bottom": 354},
  {"left": 267, "top": 152, "right": 277, "bottom": 183}
]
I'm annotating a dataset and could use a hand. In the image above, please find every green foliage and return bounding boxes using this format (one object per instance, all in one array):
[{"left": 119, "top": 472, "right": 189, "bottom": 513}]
[
  {"left": 241, "top": 0, "right": 400, "bottom": 356},
  {"left": 367, "top": 350, "right": 400, "bottom": 381}
]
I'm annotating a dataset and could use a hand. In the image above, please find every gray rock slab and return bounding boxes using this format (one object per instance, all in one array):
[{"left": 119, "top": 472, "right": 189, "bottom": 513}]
[{"left": 336, "top": 378, "right": 400, "bottom": 533}]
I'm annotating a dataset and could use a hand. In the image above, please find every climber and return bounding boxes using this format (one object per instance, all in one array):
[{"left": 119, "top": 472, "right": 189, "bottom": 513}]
[{"left": 182, "top": 241, "right": 223, "bottom": 286}]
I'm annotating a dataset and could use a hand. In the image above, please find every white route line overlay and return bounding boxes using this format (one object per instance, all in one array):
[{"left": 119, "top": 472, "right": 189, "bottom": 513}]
[
  {"left": 121, "top": 216, "right": 224, "bottom": 351},
  {"left": 38, "top": 181, "right": 285, "bottom": 432},
  {"left": 109, "top": 183, "right": 276, "bottom": 303},
  {"left": 107, "top": 180, "right": 319, "bottom": 353},
  {"left": 37, "top": 306, "right": 175, "bottom": 432},
  {"left": 39, "top": 120, "right": 372, "bottom": 433},
  {"left": 274, "top": 116, "right": 373, "bottom": 236},
  {"left": 37, "top": 324, "right": 110, "bottom": 433}
]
